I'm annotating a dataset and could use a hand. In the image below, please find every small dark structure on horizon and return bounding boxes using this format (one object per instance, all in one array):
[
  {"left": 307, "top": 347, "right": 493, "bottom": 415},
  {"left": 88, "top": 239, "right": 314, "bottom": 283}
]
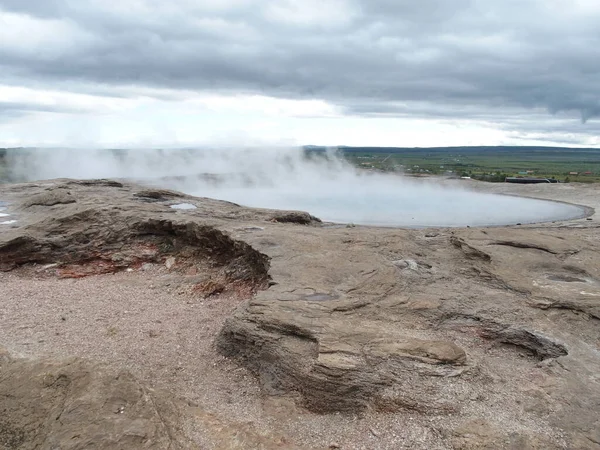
[{"left": 505, "top": 177, "right": 559, "bottom": 184}]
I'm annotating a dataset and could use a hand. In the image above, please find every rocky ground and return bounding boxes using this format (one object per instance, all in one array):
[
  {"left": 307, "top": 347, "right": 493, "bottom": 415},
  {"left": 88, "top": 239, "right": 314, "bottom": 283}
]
[{"left": 0, "top": 178, "right": 599, "bottom": 449}]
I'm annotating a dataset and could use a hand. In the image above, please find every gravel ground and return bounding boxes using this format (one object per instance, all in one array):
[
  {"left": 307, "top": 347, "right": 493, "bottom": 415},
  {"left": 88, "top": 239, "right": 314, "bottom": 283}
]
[{"left": 0, "top": 266, "right": 457, "bottom": 449}]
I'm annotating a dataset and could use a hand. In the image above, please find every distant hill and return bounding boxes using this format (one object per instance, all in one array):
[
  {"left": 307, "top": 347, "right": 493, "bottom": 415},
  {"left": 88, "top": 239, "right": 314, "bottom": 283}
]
[{"left": 303, "top": 145, "right": 600, "bottom": 154}]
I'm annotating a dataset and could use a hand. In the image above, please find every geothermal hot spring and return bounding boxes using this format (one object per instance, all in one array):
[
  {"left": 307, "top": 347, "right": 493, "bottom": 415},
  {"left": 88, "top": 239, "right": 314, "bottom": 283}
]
[{"left": 6, "top": 148, "right": 587, "bottom": 227}]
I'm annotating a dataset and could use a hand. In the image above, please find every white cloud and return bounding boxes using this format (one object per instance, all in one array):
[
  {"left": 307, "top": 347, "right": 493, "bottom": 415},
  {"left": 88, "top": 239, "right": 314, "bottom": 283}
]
[
  {"left": 0, "top": 85, "right": 133, "bottom": 114},
  {"left": 0, "top": 94, "right": 580, "bottom": 148},
  {"left": 185, "top": 94, "right": 340, "bottom": 118},
  {"left": 263, "top": 0, "right": 357, "bottom": 27},
  {"left": 0, "top": 10, "right": 97, "bottom": 59}
]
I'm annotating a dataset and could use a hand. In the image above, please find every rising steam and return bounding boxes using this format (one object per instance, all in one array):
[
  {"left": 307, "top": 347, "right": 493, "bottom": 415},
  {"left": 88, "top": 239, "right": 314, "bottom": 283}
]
[{"left": 4, "top": 147, "right": 585, "bottom": 227}]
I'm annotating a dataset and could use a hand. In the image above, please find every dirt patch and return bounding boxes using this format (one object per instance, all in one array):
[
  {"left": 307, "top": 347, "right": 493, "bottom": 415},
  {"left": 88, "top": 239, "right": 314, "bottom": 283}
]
[{"left": 0, "top": 347, "right": 186, "bottom": 450}]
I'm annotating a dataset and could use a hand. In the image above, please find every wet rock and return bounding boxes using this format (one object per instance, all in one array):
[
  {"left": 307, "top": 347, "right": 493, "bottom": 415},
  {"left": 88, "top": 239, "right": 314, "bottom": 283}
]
[
  {"left": 133, "top": 189, "right": 184, "bottom": 202},
  {"left": 271, "top": 211, "right": 321, "bottom": 225},
  {"left": 68, "top": 179, "right": 124, "bottom": 188}
]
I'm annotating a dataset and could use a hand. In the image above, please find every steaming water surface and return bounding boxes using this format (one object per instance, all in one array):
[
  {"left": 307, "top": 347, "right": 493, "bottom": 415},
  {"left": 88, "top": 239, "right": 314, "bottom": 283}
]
[{"left": 190, "top": 183, "right": 586, "bottom": 227}]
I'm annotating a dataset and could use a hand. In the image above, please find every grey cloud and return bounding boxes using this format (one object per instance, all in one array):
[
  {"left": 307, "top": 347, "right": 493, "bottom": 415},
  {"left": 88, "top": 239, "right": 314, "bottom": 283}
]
[
  {"left": 0, "top": 109, "right": 27, "bottom": 120},
  {"left": 1, "top": 0, "right": 599, "bottom": 131},
  {"left": 501, "top": 117, "right": 600, "bottom": 138},
  {"left": 0, "top": 101, "right": 87, "bottom": 115},
  {"left": 507, "top": 133, "right": 599, "bottom": 146},
  {"left": 0, "top": 0, "right": 66, "bottom": 17}
]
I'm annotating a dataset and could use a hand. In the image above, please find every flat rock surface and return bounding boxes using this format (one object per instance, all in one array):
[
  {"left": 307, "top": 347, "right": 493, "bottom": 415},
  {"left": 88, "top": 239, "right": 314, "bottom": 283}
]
[
  {"left": 1, "top": 178, "right": 599, "bottom": 449},
  {"left": 0, "top": 346, "right": 188, "bottom": 450}
]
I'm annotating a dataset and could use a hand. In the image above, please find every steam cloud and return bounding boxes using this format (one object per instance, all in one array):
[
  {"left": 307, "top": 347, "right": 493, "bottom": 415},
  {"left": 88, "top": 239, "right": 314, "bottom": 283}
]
[{"left": 5, "top": 147, "right": 585, "bottom": 227}]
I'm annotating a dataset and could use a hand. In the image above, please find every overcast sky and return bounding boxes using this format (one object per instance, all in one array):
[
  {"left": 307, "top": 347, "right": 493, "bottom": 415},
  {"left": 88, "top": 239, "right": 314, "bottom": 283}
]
[{"left": 1, "top": 0, "right": 599, "bottom": 148}]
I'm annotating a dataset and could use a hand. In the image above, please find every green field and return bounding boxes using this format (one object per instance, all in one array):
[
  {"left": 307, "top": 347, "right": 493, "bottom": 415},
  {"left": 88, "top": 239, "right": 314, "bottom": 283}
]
[{"left": 314, "top": 146, "right": 600, "bottom": 183}]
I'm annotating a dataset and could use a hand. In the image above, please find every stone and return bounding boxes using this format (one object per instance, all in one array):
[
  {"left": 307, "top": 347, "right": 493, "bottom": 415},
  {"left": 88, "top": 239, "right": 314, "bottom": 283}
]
[
  {"left": 270, "top": 211, "right": 321, "bottom": 225},
  {"left": 165, "top": 257, "right": 176, "bottom": 270},
  {"left": 22, "top": 189, "right": 76, "bottom": 207}
]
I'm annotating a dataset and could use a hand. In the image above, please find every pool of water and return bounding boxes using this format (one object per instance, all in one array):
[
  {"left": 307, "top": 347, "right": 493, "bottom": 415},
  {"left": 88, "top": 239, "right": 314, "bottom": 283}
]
[
  {"left": 189, "top": 185, "right": 587, "bottom": 227},
  {"left": 0, "top": 201, "right": 17, "bottom": 225},
  {"left": 288, "top": 192, "right": 586, "bottom": 227},
  {"left": 170, "top": 203, "right": 198, "bottom": 210}
]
